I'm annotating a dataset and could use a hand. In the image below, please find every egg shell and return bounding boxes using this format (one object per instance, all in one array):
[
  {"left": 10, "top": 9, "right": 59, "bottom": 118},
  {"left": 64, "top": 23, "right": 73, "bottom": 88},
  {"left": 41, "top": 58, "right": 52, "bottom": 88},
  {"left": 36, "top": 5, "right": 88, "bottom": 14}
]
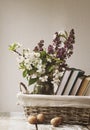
[
  {"left": 28, "top": 115, "right": 37, "bottom": 124},
  {"left": 37, "top": 113, "right": 45, "bottom": 123},
  {"left": 50, "top": 117, "right": 62, "bottom": 127}
]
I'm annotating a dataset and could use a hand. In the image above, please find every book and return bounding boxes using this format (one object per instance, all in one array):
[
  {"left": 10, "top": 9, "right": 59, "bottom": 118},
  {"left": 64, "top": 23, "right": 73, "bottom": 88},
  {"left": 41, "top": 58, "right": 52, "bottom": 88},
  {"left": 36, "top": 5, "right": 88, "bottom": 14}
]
[
  {"left": 70, "top": 75, "right": 85, "bottom": 95},
  {"left": 77, "top": 76, "right": 90, "bottom": 96},
  {"left": 84, "top": 81, "right": 90, "bottom": 96},
  {"left": 56, "top": 68, "right": 73, "bottom": 95},
  {"left": 62, "top": 68, "right": 85, "bottom": 95}
]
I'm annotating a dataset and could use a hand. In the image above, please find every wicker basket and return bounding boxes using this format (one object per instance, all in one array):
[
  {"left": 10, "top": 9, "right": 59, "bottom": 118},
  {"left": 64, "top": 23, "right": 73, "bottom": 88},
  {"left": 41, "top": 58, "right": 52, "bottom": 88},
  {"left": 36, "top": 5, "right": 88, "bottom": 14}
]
[{"left": 17, "top": 93, "right": 90, "bottom": 125}]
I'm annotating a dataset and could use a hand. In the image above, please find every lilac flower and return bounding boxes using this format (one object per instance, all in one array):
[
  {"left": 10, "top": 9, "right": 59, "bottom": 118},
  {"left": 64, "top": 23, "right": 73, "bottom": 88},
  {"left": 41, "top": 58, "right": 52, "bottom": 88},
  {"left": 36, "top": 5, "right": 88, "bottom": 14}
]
[
  {"left": 33, "top": 46, "right": 39, "bottom": 52},
  {"left": 48, "top": 45, "right": 54, "bottom": 54},
  {"left": 64, "top": 29, "right": 75, "bottom": 58},
  {"left": 53, "top": 32, "right": 61, "bottom": 50},
  {"left": 53, "top": 32, "right": 60, "bottom": 43},
  {"left": 38, "top": 40, "right": 44, "bottom": 48},
  {"left": 56, "top": 48, "right": 66, "bottom": 59},
  {"left": 33, "top": 40, "right": 44, "bottom": 52}
]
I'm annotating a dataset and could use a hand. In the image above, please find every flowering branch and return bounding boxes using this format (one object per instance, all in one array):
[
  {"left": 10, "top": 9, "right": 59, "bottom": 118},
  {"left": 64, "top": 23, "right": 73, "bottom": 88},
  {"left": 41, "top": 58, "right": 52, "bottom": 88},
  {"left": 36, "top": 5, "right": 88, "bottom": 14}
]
[{"left": 9, "top": 29, "right": 75, "bottom": 94}]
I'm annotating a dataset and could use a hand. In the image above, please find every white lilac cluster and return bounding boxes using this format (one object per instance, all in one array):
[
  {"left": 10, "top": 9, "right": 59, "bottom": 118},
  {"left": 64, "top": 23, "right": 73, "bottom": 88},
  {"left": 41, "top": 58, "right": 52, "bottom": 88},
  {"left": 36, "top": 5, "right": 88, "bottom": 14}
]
[
  {"left": 17, "top": 50, "right": 45, "bottom": 75},
  {"left": 17, "top": 48, "right": 60, "bottom": 87}
]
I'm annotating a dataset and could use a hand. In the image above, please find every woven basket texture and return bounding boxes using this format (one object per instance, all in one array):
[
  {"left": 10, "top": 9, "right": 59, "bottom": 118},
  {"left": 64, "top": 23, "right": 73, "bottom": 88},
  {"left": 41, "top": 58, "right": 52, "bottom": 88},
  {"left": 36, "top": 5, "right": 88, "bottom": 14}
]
[{"left": 23, "top": 106, "right": 90, "bottom": 125}]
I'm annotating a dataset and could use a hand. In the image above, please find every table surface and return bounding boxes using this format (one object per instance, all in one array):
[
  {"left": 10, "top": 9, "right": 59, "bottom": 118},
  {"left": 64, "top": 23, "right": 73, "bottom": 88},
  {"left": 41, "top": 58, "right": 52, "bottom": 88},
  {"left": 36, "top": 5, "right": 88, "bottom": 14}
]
[{"left": 0, "top": 112, "right": 90, "bottom": 130}]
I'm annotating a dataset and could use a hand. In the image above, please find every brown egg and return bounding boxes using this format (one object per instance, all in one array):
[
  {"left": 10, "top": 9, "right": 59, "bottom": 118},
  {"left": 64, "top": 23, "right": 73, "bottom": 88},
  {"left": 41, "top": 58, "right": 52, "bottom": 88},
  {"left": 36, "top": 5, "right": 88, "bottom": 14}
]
[
  {"left": 28, "top": 115, "right": 37, "bottom": 124},
  {"left": 37, "top": 113, "right": 45, "bottom": 123},
  {"left": 50, "top": 117, "right": 62, "bottom": 127}
]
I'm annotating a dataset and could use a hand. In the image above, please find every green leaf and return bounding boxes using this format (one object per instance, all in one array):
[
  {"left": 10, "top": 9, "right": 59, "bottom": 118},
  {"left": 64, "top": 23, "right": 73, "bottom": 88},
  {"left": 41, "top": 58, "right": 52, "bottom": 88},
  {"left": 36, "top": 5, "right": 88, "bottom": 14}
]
[
  {"left": 46, "top": 65, "right": 54, "bottom": 73},
  {"left": 48, "top": 66, "right": 54, "bottom": 72},
  {"left": 54, "top": 57, "right": 63, "bottom": 64},
  {"left": 9, "top": 43, "right": 17, "bottom": 51},
  {"left": 29, "top": 68, "right": 37, "bottom": 75},
  {"left": 28, "top": 78, "right": 38, "bottom": 85},
  {"left": 23, "top": 70, "right": 27, "bottom": 77},
  {"left": 60, "top": 34, "right": 67, "bottom": 40},
  {"left": 19, "top": 62, "right": 25, "bottom": 69},
  {"left": 40, "top": 51, "right": 46, "bottom": 59},
  {"left": 65, "top": 31, "right": 68, "bottom": 38},
  {"left": 40, "top": 51, "right": 47, "bottom": 64}
]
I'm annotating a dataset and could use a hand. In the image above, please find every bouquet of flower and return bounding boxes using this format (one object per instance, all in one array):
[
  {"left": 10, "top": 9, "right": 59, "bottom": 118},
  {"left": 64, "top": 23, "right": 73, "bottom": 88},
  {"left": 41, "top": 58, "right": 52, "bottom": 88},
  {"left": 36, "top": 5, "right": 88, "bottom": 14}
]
[{"left": 9, "top": 29, "right": 75, "bottom": 95}]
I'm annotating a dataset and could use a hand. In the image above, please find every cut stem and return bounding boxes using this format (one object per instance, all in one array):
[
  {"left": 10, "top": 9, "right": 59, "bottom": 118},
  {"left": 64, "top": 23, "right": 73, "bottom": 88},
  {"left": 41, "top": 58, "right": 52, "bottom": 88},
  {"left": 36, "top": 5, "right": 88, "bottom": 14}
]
[{"left": 35, "top": 124, "right": 38, "bottom": 130}]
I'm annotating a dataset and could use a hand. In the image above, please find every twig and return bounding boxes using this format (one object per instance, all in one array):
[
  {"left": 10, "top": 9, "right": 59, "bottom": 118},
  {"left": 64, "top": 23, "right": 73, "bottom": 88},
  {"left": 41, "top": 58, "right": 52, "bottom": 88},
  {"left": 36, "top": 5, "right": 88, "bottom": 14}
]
[{"left": 14, "top": 50, "right": 22, "bottom": 56}]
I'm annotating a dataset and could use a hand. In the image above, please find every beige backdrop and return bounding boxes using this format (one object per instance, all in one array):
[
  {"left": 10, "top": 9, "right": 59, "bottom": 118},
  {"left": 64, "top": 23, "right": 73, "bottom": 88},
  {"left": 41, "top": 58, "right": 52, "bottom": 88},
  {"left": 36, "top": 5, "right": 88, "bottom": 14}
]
[{"left": 0, "top": 0, "right": 90, "bottom": 112}]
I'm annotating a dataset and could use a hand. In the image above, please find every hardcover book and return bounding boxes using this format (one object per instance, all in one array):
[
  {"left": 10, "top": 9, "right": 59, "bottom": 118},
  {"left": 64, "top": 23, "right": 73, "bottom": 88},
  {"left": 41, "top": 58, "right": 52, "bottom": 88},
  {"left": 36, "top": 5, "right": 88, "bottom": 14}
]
[
  {"left": 70, "top": 75, "right": 85, "bottom": 95},
  {"left": 56, "top": 68, "right": 73, "bottom": 95},
  {"left": 62, "top": 68, "right": 85, "bottom": 95},
  {"left": 84, "top": 81, "right": 90, "bottom": 96},
  {"left": 77, "top": 76, "right": 90, "bottom": 96}
]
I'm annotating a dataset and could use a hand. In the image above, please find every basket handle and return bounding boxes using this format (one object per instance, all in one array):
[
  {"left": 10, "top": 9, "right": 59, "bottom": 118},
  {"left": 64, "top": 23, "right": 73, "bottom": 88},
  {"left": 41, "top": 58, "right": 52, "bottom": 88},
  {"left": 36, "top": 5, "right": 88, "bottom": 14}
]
[{"left": 19, "top": 82, "right": 29, "bottom": 94}]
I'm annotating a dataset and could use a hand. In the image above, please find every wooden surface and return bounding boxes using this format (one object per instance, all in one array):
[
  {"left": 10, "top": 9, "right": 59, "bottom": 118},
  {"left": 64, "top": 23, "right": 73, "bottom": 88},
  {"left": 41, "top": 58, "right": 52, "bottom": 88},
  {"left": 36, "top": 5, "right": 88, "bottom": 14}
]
[{"left": 0, "top": 112, "right": 90, "bottom": 130}]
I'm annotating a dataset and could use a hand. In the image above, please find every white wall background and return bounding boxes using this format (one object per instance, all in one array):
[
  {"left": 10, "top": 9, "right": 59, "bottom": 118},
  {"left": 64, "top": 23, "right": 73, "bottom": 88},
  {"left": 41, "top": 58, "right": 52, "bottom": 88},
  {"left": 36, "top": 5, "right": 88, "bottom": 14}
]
[{"left": 0, "top": 0, "right": 90, "bottom": 112}]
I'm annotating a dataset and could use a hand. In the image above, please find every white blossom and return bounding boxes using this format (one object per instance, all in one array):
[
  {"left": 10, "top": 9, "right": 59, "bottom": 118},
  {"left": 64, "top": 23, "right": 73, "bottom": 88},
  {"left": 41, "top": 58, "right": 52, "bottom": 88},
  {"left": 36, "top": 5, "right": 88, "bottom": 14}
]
[
  {"left": 47, "top": 58, "right": 51, "bottom": 62},
  {"left": 53, "top": 69, "right": 60, "bottom": 77},
  {"left": 31, "top": 74, "right": 37, "bottom": 78},
  {"left": 52, "top": 77, "right": 60, "bottom": 84},
  {"left": 52, "top": 69, "right": 61, "bottom": 89},
  {"left": 16, "top": 56, "right": 24, "bottom": 63},
  {"left": 34, "top": 52, "right": 40, "bottom": 58},
  {"left": 59, "top": 71, "right": 64, "bottom": 77},
  {"left": 25, "top": 63, "right": 32, "bottom": 70},
  {"left": 15, "top": 43, "right": 22, "bottom": 49},
  {"left": 23, "top": 49, "right": 31, "bottom": 59},
  {"left": 39, "top": 75, "right": 48, "bottom": 82},
  {"left": 51, "top": 77, "right": 60, "bottom": 93},
  {"left": 37, "top": 64, "right": 45, "bottom": 74},
  {"left": 51, "top": 77, "right": 60, "bottom": 90}
]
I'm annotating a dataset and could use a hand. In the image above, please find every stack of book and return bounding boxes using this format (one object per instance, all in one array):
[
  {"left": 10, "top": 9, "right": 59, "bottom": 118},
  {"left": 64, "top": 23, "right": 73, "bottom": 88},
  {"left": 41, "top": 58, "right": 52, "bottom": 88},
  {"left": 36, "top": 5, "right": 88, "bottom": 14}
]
[{"left": 56, "top": 68, "right": 90, "bottom": 96}]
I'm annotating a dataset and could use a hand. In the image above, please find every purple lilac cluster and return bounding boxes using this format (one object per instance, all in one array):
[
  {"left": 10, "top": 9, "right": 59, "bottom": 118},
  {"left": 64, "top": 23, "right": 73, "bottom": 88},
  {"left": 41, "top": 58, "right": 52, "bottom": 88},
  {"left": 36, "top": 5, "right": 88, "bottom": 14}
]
[
  {"left": 33, "top": 40, "right": 44, "bottom": 52},
  {"left": 48, "top": 29, "right": 75, "bottom": 60},
  {"left": 33, "top": 29, "right": 75, "bottom": 63}
]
